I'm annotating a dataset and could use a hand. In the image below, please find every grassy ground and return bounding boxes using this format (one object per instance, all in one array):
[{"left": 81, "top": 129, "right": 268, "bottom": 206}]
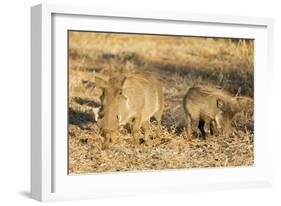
[{"left": 68, "top": 31, "right": 254, "bottom": 174}]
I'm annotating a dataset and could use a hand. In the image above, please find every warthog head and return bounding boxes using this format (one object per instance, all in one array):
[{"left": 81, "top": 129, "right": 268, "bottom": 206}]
[
  {"left": 98, "top": 81, "right": 131, "bottom": 133},
  {"left": 216, "top": 97, "right": 240, "bottom": 133},
  {"left": 94, "top": 75, "right": 128, "bottom": 133},
  {"left": 215, "top": 95, "right": 252, "bottom": 135}
]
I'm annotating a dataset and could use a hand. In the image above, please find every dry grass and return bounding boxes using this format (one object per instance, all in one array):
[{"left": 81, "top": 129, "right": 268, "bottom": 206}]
[{"left": 68, "top": 31, "right": 254, "bottom": 174}]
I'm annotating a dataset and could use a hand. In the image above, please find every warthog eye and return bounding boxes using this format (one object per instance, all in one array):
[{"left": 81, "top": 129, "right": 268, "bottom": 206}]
[{"left": 116, "top": 115, "right": 121, "bottom": 121}]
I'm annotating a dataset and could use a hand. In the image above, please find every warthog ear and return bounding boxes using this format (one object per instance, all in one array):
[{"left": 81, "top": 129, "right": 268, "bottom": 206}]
[
  {"left": 217, "top": 98, "right": 225, "bottom": 110},
  {"left": 94, "top": 77, "right": 108, "bottom": 89},
  {"left": 93, "top": 72, "right": 110, "bottom": 89}
]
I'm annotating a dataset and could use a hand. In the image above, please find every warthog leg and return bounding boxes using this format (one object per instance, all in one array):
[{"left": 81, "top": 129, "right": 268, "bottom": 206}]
[
  {"left": 198, "top": 120, "right": 206, "bottom": 140},
  {"left": 154, "top": 85, "right": 164, "bottom": 136},
  {"left": 101, "top": 132, "right": 111, "bottom": 150},
  {"left": 131, "top": 117, "right": 142, "bottom": 146},
  {"left": 142, "top": 120, "right": 150, "bottom": 140},
  {"left": 185, "top": 114, "right": 192, "bottom": 141},
  {"left": 153, "top": 107, "right": 164, "bottom": 137},
  {"left": 209, "top": 120, "right": 219, "bottom": 136}
]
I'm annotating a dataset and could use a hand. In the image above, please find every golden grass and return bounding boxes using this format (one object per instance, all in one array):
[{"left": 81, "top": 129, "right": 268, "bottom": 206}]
[{"left": 68, "top": 31, "right": 254, "bottom": 174}]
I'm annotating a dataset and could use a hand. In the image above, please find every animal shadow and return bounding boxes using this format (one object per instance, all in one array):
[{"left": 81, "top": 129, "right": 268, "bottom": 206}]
[
  {"left": 74, "top": 97, "right": 100, "bottom": 108},
  {"left": 68, "top": 107, "right": 95, "bottom": 127}
]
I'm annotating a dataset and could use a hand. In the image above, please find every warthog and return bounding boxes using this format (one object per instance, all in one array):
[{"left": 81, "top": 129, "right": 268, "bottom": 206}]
[
  {"left": 183, "top": 86, "right": 250, "bottom": 140},
  {"left": 95, "top": 72, "right": 164, "bottom": 148}
]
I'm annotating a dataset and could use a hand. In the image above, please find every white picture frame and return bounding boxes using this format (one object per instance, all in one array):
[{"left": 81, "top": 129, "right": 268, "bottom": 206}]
[{"left": 31, "top": 3, "right": 274, "bottom": 202}]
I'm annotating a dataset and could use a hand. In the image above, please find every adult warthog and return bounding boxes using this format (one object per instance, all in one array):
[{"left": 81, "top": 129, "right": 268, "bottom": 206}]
[
  {"left": 183, "top": 86, "right": 251, "bottom": 140},
  {"left": 95, "top": 72, "right": 164, "bottom": 148}
]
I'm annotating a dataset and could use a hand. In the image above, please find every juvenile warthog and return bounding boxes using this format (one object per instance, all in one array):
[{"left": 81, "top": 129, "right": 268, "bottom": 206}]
[
  {"left": 95, "top": 72, "right": 164, "bottom": 148},
  {"left": 183, "top": 86, "right": 250, "bottom": 140}
]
